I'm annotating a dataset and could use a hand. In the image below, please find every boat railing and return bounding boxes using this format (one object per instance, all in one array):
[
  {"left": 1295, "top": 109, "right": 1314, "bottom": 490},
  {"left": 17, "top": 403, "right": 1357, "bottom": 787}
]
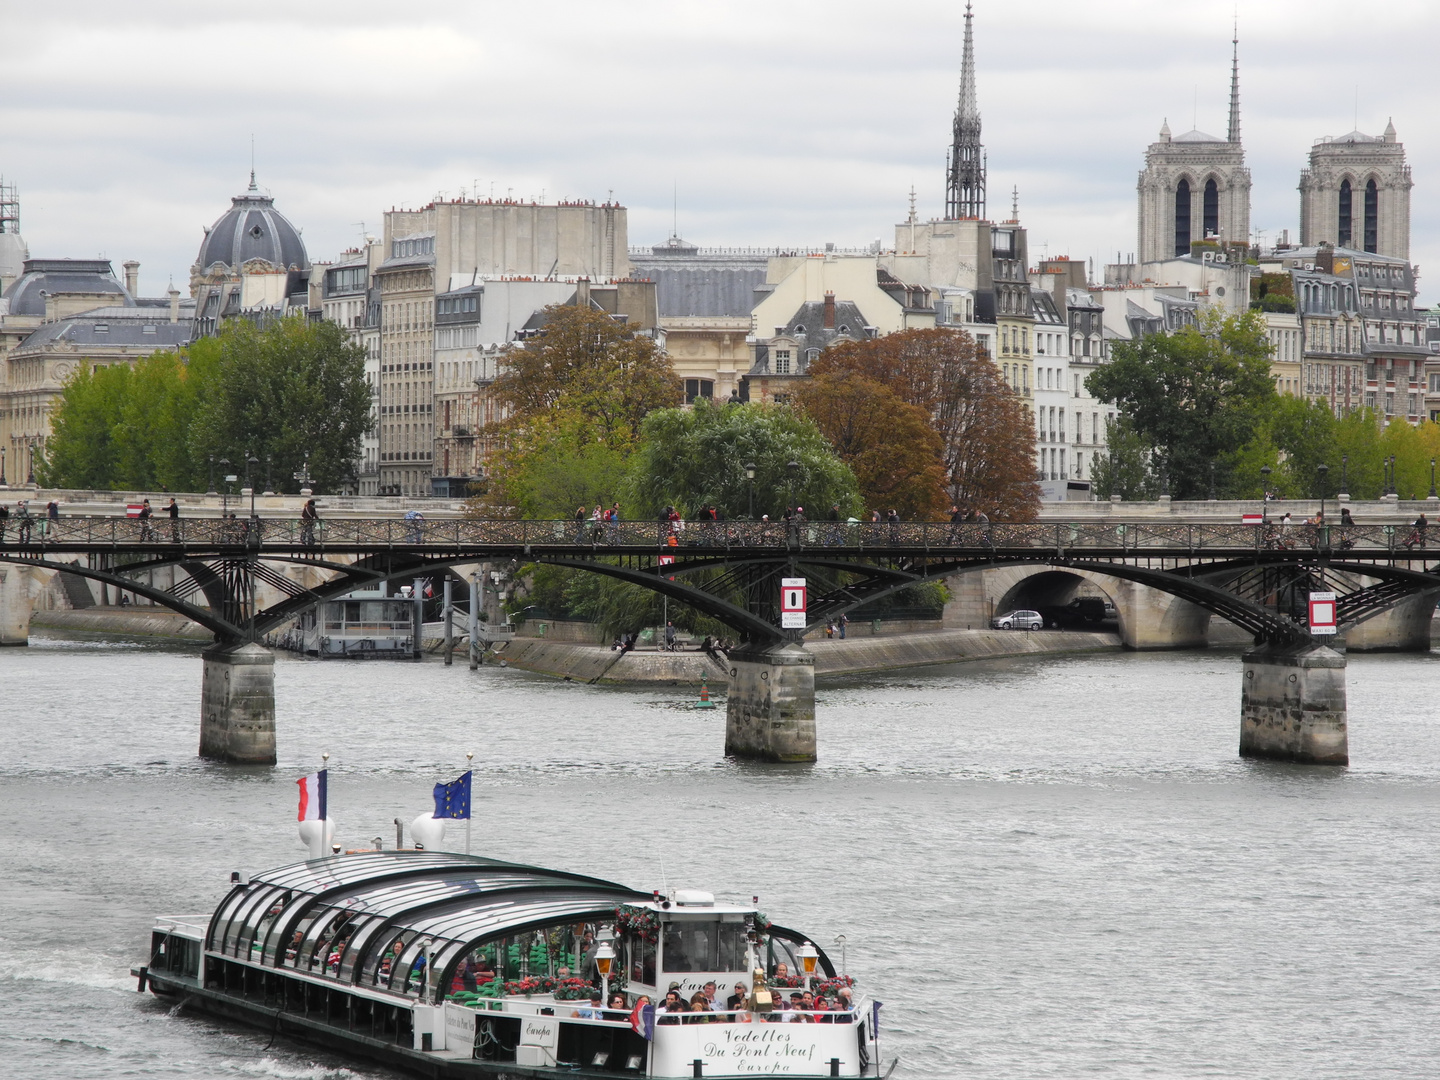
[
  {"left": 452, "top": 995, "right": 864, "bottom": 1027},
  {"left": 153, "top": 915, "right": 211, "bottom": 939}
]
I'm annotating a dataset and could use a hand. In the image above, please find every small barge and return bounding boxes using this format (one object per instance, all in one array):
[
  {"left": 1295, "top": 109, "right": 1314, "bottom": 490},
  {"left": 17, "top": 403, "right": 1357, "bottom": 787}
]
[{"left": 135, "top": 851, "right": 882, "bottom": 1078}]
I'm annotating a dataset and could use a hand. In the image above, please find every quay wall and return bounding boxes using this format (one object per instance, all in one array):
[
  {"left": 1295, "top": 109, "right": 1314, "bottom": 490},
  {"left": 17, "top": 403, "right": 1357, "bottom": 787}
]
[
  {"left": 32, "top": 606, "right": 212, "bottom": 641},
  {"left": 499, "top": 628, "right": 1122, "bottom": 685}
]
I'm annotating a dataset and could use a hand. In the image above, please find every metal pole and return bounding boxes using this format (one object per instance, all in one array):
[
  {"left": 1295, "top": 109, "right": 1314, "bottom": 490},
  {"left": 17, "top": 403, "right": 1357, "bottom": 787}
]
[
  {"left": 413, "top": 577, "right": 424, "bottom": 660},
  {"left": 465, "top": 751, "right": 474, "bottom": 855},
  {"left": 469, "top": 572, "right": 480, "bottom": 670},
  {"left": 443, "top": 576, "right": 454, "bottom": 665}
]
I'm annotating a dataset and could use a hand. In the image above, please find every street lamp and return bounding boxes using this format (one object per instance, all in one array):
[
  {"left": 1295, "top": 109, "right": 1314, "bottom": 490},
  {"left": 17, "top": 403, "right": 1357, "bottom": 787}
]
[
  {"left": 1430, "top": 458, "right": 1436, "bottom": 500},
  {"left": 0, "top": 446, "right": 7, "bottom": 487},
  {"left": 797, "top": 941, "right": 818, "bottom": 993},
  {"left": 219, "top": 458, "right": 233, "bottom": 515},
  {"left": 1340, "top": 454, "right": 1349, "bottom": 498},
  {"left": 293, "top": 454, "right": 314, "bottom": 496},
  {"left": 595, "top": 940, "right": 615, "bottom": 1004},
  {"left": 744, "top": 461, "right": 756, "bottom": 520},
  {"left": 1386, "top": 455, "right": 1397, "bottom": 496},
  {"left": 1317, "top": 463, "right": 1329, "bottom": 524},
  {"left": 1260, "top": 465, "right": 1272, "bottom": 510},
  {"left": 246, "top": 452, "right": 260, "bottom": 519}
]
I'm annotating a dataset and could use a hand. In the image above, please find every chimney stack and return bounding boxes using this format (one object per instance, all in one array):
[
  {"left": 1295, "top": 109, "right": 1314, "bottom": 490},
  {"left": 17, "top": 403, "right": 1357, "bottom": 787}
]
[
  {"left": 576, "top": 277, "right": 591, "bottom": 308},
  {"left": 823, "top": 291, "right": 835, "bottom": 329},
  {"left": 123, "top": 260, "right": 139, "bottom": 297},
  {"left": 167, "top": 284, "right": 180, "bottom": 324}
]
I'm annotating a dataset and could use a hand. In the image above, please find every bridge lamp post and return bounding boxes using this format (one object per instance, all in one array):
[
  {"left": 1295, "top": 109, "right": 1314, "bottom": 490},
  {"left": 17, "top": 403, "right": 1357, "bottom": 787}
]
[
  {"left": 0, "top": 446, "right": 6, "bottom": 487},
  {"left": 1340, "top": 454, "right": 1349, "bottom": 498},
  {"left": 246, "top": 452, "right": 260, "bottom": 519},
  {"left": 1260, "top": 464, "right": 1272, "bottom": 507},
  {"left": 744, "top": 461, "right": 756, "bottom": 520},
  {"left": 219, "top": 459, "right": 233, "bottom": 515},
  {"left": 1386, "top": 455, "right": 1396, "bottom": 496},
  {"left": 1316, "top": 463, "right": 1329, "bottom": 525}
]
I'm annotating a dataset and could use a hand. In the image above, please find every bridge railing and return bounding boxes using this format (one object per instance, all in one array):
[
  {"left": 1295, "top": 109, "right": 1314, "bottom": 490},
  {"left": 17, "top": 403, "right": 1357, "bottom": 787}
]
[{"left": 2, "top": 516, "right": 1426, "bottom": 556}]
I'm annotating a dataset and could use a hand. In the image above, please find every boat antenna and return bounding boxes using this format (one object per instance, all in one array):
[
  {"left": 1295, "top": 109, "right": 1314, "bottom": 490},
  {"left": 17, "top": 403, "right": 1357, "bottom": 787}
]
[{"left": 659, "top": 855, "right": 671, "bottom": 900}]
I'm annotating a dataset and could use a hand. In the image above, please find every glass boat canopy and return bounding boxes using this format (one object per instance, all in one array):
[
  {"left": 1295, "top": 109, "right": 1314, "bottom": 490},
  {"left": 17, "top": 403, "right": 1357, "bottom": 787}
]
[{"left": 205, "top": 851, "right": 834, "bottom": 1003}]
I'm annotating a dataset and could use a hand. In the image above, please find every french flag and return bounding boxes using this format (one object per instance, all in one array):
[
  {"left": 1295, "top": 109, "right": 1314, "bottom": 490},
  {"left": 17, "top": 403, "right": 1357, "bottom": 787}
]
[
  {"left": 297, "top": 769, "right": 328, "bottom": 822},
  {"left": 630, "top": 1001, "right": 655, "bottom": 1041}
]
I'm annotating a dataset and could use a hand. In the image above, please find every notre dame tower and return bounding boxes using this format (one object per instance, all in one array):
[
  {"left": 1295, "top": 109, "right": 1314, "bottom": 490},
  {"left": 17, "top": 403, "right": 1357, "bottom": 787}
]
[
  {"left": 1298, "top": 120, "right": 1411, "bottom": 260},
  {"left": 1136, "top": 35, "right": 1252, "bottom": 263}
]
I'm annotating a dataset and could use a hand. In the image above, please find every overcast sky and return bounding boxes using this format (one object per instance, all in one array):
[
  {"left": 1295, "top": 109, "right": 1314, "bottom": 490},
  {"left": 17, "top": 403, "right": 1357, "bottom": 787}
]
[{"left": 3, "top": 0, "right": 1437, "bottom": 303}]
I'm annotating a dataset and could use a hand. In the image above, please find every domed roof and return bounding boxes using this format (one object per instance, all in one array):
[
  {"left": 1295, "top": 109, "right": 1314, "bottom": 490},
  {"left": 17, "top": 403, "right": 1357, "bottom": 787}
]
[
  {"left": 195, "top": 174, "right": 309, "bottom": 273},
  {"left": 0, "top": 231, "right": 28, "bottom": 281},
  {"left": 1, "top": 259, "right": 133, "bottom": 317}
]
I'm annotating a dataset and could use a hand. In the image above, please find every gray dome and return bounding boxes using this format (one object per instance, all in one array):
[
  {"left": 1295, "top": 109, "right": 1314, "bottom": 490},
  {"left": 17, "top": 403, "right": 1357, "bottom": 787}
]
[
  {"left": 195, "top": 176, "right": 309, "bottom": 273},
  {"left": 1, "top": 259, "right": 133, "bottom": 316}
]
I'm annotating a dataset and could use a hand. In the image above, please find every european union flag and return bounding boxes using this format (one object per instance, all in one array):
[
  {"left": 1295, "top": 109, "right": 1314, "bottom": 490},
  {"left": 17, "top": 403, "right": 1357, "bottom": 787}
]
[{"left": 433, "top": 770, "right": 472, "bottom": 820}]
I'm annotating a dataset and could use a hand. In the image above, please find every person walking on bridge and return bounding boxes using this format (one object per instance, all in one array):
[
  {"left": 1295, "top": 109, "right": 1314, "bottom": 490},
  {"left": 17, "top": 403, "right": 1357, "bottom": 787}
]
[
  {"left": 1404, "top": 513, "right": 1428, "bottom": 551},
  {"left": 167, "top": 497, "right": 180, "bottom": 542},
  {"left": 300, "top": 499, "right": 319, "bottom": 547},
  {"left": 15, "top": 500, "right": 32, "bottom": 544}
]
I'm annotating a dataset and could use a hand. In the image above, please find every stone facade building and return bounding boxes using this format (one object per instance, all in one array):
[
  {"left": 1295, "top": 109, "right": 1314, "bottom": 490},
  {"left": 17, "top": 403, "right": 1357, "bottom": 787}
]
[
  {"left": 1136, "top": 39, "right": 1250, "bottom": 263},
  {"left": 1299, "top": 123, "right": 1411, "bottom": 260}
]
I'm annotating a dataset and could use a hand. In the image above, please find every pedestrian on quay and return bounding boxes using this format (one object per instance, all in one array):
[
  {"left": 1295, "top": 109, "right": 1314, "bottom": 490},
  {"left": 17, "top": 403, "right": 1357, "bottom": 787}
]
[
  {"left": 839, "top": 612, "right": 848, "bottom": 639},
  {"left": 664, "top": 621, "right": 677, "bottom": 652}
]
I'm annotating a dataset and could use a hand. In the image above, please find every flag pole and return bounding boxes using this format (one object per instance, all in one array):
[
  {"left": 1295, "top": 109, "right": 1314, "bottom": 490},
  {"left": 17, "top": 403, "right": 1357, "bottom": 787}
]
[{"left": 465, "top": 751, "right": 473, "bottom": 855}]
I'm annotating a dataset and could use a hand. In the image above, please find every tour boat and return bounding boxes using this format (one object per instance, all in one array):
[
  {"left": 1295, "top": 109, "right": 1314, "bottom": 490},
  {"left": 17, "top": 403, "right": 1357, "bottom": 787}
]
[{"left": 134, "top": 850, "right": 883, "bottom": 1078}]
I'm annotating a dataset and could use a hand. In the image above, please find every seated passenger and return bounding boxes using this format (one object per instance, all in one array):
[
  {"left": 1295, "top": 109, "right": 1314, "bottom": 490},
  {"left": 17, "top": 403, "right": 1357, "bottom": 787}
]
[
  {"left": 285, "top": 930, "right": 303, "bottom": 962},
  {"left": 607, "top": 992, "right": 628, "bottom": 1019},
  {"left": 788, "top": 992, "right": 810, "bottom": 1021},
  {"left": 684, "top": 993, "right": 711, "bottom": 1024},
  {"left": 812, "top": 997, "right": 832, "bottom": 1023},
  {"left": 834, "top": 988, "right": 855, "bottom": 1022},
  {"left": 726, "top": 982, "right": 749, "bottom": 1010},
  {"left": 773, "top": 962, "right": 789, "bottom": 980},
  {"left": 657, "top": 988, "right": 685, "bottom": 1024},
  {"left": 572, "top": 990, "right": 605, "bottom": 1020}
]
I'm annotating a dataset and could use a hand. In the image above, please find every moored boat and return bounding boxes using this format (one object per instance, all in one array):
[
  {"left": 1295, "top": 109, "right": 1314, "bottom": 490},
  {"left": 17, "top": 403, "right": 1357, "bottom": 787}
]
[{"left": 135, "top": 851, "right": 883, "bottom": 1078}]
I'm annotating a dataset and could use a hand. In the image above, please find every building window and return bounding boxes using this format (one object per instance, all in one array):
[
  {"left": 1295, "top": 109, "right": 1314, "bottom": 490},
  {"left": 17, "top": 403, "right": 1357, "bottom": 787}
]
[
  {"left": 1174, "top": 178, "right": 1191, "bottom": 256},
  {"left": 1203, "top": 178, "right": 1219, "bottom": 238},
  {"left": 774, "top": 349, "right": 791, "bottom": 375},
  {"left": 1364, "top": 179, "right": 1379, "bottom": 253},
  {"left": 684, "top": 379, "right": 714, "bottom": 404},
  {"left": 1338, "top": 179, "right": 1353, "bottom": 246}
]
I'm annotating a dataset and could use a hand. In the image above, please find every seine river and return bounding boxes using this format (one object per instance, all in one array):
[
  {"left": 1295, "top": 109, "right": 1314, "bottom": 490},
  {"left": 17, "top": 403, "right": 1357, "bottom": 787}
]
[{"left": 2, "top": 634, "right": 1439, "bottom": 1079}]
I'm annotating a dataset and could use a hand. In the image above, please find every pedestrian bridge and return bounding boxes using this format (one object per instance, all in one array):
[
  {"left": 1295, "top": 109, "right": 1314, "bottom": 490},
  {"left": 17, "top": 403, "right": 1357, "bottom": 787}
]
[{"left": 2, "top": 516, "right": 1436, "bottom": 771}]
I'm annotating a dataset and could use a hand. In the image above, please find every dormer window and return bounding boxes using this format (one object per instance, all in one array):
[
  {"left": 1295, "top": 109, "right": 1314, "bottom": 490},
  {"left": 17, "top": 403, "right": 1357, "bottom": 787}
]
[
  {"left": 793, "top": 325, "right": 805, "bottom": 334},
  {"left": 774, "top": 349, "right": 791, "bottom": 375},
  {"left": 250, "top": 225, "right": 264, "bottom": 239}
]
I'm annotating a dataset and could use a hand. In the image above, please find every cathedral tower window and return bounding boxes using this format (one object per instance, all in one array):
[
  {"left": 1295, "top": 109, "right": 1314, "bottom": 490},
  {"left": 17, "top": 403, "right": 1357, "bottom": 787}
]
[
  {"left": 1364, "top": 179, "right": 1379, "bottom": 253},
  {"left": 1174, "top": 180, "right": 1191, "bottom": 256},
  {"left": 1338, "top": 179, "right": 1353, "bottom": 246},
  {"left": 1203, "top": 179, "right": 1219, "bottom": 239}
]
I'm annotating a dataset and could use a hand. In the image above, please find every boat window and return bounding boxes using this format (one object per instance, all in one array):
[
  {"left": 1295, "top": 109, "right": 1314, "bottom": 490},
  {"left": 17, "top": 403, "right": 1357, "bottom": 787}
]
[
  {"left": 371, "top": 930, "right": 422, "bottom": 989},
  {"left": 237, "top": 887, "right": 291, "bottom": 959},
  {"left": 767, "top": 936, "right": 800, "bottom": 978},
  {"left": 303, "top": 909, "right": 357, "bottom": 975},
  {"left": 216, "top": 882, "right": 271, "bottom": 953},
  {"left": 662, "top": 920, "right": 748, "bottom": 972},
  {"left": 628, "top": 936, "right": 656, "bottom": 985}
]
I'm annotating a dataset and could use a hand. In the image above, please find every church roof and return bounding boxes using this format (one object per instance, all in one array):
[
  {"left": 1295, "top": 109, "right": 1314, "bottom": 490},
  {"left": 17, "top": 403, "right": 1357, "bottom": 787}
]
[
  {"left": 1173, "top": 128, "right": 1226, "bottom": 143},
  {"left": 195, "top": 176, "right": 309, "bottom": 274}
]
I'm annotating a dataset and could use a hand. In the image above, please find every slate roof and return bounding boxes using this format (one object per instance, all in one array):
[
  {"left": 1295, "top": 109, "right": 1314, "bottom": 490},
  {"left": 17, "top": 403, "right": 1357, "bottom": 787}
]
[
  {"left": 2, "top": 259, "right": 133, "bottom": 317},
  {"left": 196, "top": 182, "right": 309, "bottom": 273}
]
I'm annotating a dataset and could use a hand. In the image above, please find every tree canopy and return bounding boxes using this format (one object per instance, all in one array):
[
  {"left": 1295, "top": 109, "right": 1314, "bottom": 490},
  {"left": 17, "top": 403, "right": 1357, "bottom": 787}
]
[
  {"left": 622, "top": 399, "right": 861, "bottom": 520},
  {"left": 41, "top": 317, "right": 371, "bottom": 493},
  {"left": 809, "top": 328, "right": 1040, "bottom": 519},
  {"left": 1086, "top": 310, "right": 1276, "bottom": 500},
  {"left": 793, "top": 371, "right": 949, "bottom": 518}
]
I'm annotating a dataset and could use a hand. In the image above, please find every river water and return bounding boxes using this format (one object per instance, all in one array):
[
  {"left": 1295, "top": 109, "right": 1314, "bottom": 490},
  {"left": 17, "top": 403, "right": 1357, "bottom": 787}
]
[{"left": 2, "top": 634, "right": 1438, "bottom": 1080}]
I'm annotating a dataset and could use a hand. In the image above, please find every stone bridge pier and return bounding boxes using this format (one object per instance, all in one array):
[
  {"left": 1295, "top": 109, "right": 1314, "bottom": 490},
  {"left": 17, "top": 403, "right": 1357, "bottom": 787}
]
[
  {"left": 1240, "top": 641, "right": 1348, "bottom": 765},
  {"left": 200, "top": 642, "right": 277, "bottom": 765},
  {"left": 724, "top": 642, "right": 816, "bottom": 763},
  {"left": 0, "top": 564, "right": 54, "bottom": 646}
]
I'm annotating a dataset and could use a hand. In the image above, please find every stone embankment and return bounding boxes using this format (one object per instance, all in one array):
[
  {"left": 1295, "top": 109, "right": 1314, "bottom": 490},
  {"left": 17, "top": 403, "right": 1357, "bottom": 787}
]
[
  {"left": 32, "top": 606, "right": 212, "bottom": 641},
  {"left": 498, "top": 628, "right": 1121, "bottom": 685}
]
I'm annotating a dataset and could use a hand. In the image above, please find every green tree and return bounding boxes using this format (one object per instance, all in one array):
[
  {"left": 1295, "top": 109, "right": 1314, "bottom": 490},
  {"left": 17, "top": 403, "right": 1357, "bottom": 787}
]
[
  {"left": 189, "top": 317, "right": 372, "bottom": 493},
  {"left": 1089, "top": 416, "right": 1158, "bottom": 501},
  {"left": 500, "top": 433, "right": 630, "bottom": 519},
  {"left": 1087, "top": 309, "right": 1276, "bottom": 499},
  {"left": 39, "top": 361, "right": 133, "bottom": 488},
  {"left": 621, "top": 399, "right": 861, "bottom": 520}
]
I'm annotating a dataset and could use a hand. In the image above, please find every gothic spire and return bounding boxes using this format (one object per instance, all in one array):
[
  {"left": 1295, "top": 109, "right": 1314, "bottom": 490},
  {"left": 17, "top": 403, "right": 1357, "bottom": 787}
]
[
  {"left": 945, "top": 2, "right": 986, "bottom": 220},
  {"left": 1227, "top": 23, "right": 1241, "bottom": 145}
]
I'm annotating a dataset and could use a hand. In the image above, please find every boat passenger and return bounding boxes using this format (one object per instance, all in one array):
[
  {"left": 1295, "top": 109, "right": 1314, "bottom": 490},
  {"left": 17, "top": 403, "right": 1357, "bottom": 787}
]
[
  {"left": 773, "top": 962, "right": 790, "bottom": 980},
  {"left": 572, "top": 990, "right": 605, "bottom": 1020},
  {"left": 606, "top": 992, "right": 628, "bottom": 1020},
  {"left": 701, "top": 980, "right": 720, "bottom": 1012},
  {"left": 812, "top": 997, "right": 832, "bottom": 1023},
  {"left": 726, "top": 982, "right": 748, "bottom": 1010},
  {"left": 685, "top": 993, "right": 711, "bottom": 1023},
  {"left": 789, "top": 992, "right": 811, "bottom": 1021},
  {"left": 657, "top": 988, "right": 686, "bottom": 1025},
  {"left": 833, "top": 987, "right": 855, "bottom": 1022},
  {"left": 285, "top": 930, "right": 303, "bottom": 962}
]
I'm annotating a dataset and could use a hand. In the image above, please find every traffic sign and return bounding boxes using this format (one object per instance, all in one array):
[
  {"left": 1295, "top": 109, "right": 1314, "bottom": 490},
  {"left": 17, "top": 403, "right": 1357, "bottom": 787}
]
[
  {"left": 780, "top": 577, "right": 807, "bottom": 629},
  {"left": 1308, "top": 591, "right": 1337, "bottom": 636}
]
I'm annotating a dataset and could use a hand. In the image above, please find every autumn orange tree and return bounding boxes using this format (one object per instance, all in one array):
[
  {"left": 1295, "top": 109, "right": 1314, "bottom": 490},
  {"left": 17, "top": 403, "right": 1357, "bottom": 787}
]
[
  {"left": 809, "top": 328, "right": 1040, "bottom": 519},
  {"left": 793, "top": 371, "right": 949, "bottom": 518}
]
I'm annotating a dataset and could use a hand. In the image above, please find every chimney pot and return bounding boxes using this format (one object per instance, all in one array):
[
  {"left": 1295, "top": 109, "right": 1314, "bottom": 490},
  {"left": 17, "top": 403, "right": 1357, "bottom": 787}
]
[
  {"left": 123, "top": 260, "right": 140, "bottom": 297},
  {"left": 167, "top": 285, "right": 180, "bottom": 324},
  {"left": 823, "top": 291, "right": 836, "bottom": 329}
]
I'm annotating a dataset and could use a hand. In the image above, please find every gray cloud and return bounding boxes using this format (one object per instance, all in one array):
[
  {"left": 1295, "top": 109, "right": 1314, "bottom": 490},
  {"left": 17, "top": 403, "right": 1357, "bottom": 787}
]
[{"left": 2, "top": 0, "right": 1436, "bottom": 301}]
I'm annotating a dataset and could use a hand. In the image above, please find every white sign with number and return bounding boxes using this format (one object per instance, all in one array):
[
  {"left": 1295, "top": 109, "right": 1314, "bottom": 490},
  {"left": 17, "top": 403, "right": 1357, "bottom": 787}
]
[{"left": 781, "top": 577, "right": 807, "bottom": 629}]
